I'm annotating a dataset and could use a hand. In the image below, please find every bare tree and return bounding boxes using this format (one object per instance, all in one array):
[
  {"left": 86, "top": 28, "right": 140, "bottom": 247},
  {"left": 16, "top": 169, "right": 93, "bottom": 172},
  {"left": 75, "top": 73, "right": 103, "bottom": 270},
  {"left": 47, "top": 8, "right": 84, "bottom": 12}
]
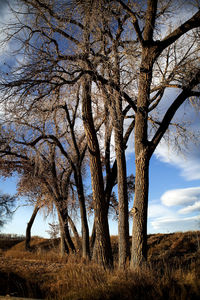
[
  {"left": 1, "top": 0, "right": 199, "bottom": 269},
  {"left": 0, "top": 192, "right": 16, "bottom": 229}
]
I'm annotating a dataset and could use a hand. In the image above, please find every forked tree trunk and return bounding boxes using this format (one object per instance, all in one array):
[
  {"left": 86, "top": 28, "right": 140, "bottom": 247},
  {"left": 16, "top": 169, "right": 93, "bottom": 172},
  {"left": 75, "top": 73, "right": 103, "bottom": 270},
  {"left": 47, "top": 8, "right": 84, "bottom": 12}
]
[
  {"left": 25, "top": 205, "right": 40, "bottom": 251},
  {"left": 82, "top": 77, "right": 113, "bottom": 268}
]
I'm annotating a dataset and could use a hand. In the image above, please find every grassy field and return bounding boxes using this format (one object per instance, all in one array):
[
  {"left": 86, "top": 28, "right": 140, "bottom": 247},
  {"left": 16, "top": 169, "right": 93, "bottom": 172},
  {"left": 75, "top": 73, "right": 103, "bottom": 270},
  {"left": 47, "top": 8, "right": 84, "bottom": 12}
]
[{"left": 0, "top": 231, "right": 199, "bottom": 299}]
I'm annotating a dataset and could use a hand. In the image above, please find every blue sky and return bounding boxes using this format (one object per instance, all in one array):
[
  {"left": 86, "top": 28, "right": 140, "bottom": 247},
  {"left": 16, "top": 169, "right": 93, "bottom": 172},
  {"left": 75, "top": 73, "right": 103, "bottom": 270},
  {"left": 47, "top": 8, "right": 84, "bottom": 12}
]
[{"left": 0, "top": 0, "right": 200, "bottom": 238}]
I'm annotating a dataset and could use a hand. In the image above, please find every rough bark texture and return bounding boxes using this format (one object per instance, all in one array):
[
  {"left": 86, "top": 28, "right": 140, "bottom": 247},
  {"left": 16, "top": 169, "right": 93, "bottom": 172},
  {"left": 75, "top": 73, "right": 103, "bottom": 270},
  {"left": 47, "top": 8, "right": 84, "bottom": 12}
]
[
  {"left": 115, "top": 130, "right": 130, "bottom": 267},
  {"left": 82, "top": 77, "right": 113, "bottom": 268},
  {"left": 131, "top": 149, "right": 149, "bottom": 267},
  {"left": 111, "top": 46, "right": 130, "bottom": 268},
  {"left": 25, "top": 205, "right": 40, "bottom": 251},
  {"left": 130, "top": 0, "right": 157, "bottom": 268},
  {"left": 59, "top": 220, "right": 69, "bottom": 257}
]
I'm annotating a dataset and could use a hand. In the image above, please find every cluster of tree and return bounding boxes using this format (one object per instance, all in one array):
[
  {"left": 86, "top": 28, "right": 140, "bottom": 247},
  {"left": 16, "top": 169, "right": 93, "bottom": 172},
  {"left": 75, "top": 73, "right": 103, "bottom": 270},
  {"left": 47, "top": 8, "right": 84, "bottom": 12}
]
[{"left": 0, "top": 0, "right": 199, "bottom": 269}]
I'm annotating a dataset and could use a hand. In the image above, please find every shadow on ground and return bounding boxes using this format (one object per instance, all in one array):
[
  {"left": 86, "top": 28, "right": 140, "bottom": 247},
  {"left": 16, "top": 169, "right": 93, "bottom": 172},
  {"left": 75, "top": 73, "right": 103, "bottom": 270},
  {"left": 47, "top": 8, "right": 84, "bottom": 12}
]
[{"left": 0, "top": 271, "right": 44, "bottom": 299}]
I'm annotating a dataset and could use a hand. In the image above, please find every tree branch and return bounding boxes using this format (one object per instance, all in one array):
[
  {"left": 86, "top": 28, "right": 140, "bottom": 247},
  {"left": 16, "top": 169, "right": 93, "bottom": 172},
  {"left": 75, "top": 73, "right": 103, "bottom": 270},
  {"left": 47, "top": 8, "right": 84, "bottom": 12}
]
[
  {"left": 156, "top": 9, "right": 200, "bottom": 56},
  {"left": 149, "top": 69, "right": 200, "bottom": 156}
]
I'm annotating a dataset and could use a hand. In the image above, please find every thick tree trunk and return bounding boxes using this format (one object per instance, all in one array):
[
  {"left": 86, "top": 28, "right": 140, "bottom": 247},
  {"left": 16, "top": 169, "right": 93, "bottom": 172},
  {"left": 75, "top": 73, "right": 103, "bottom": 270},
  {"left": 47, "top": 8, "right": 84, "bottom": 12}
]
[
  {"left": 130, "top": 0, "right": 158, "bottom": 268},
  {"left": 130, "top": 149, "right": 149, "bottom": 267},
  {"left": 130, "top": 65, "right": 151, "bottom": 267},
  {"left": 82, "top": 77, "right": 113, "bottom": 268},
  {"left": 25, "top": 205, "right": 40, "bottom": 251},
  {"left": 74, "top": 169, "right": 90, "bottom": 259},
  {"left": 115, "top": 131, "right": 130, "bottom": 268},
  {"left": 59, "top": 217, "right": 69, "bottom": 257}
]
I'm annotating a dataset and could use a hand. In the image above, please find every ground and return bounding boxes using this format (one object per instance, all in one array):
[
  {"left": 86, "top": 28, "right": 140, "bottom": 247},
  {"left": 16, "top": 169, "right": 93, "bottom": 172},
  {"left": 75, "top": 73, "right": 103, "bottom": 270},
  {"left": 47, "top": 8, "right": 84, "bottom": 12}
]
[{"left": 0, "top": 232, "right": 199, "bottom": 299}]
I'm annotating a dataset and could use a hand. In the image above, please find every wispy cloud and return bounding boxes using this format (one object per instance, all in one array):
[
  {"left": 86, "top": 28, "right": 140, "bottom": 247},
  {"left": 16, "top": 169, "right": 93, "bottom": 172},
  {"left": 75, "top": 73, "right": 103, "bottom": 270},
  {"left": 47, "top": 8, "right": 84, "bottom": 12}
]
[
  {"left": 155, "top": 140, "right": 200, "bottom": 181},
  {"left": 179, "top": 201, "right": 200, "bottom": 215}
]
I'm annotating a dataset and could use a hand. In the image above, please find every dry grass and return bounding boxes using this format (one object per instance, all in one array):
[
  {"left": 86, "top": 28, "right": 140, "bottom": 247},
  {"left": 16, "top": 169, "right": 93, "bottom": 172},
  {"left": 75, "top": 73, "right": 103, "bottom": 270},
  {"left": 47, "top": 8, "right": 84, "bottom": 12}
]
[{"left": 0, "top": 231, "right": 199, "bottom": 299}]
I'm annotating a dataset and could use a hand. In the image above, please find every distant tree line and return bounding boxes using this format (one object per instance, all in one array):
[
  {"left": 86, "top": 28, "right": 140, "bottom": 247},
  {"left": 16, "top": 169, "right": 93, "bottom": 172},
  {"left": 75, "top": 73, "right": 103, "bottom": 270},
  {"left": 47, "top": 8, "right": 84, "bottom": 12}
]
[{"left": 0, "top": 233, "right": 25, "bottom": 240}]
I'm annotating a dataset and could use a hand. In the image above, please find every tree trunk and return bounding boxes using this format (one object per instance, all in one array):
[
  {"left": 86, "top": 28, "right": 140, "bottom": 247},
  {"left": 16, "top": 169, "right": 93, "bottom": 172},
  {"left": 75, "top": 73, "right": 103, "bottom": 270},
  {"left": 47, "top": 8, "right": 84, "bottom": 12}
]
[
  {"left": 57, "top": 204, "right": 76, "bottom": 254},
  {"left": 59, "top": 216, "right": 69, "bottom": 257},
  {"left": 130, "top": 0, "right": 157, "bottom": 268},
  {"left": 130, "top": 62, "right": 151, "bottom": 267},
  {"left": 90, "top": 219, "right": 96, "bottom": 252},
  {"left": 130, "top": 0, "right": 158, "bottom": 268},
  {"left": 114, "top": 130, "right": 130, "bottom": 268},
  {"left": 110, "top": 45, "right": 130, "bottom": 268},
  {"left": 25, "top": 205, "right": 40, "bottom": 251},
  {"left": 82, "top": 76, "right": 113, "bottom": 268},
  {"left": 68, "top": 214, "right": 82, "bottom": 251},
  {"left": 74, "top": 169, "right": 90, "bottom": 259},
  {"left": 130, "top": 149, "right": 149, "bottom": 268}
]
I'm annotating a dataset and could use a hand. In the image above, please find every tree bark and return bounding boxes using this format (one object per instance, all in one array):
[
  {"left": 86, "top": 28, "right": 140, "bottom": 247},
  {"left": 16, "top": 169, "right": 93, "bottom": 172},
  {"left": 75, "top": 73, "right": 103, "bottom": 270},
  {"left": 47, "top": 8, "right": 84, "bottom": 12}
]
[
  {"left": 131, "top": 149, "right": 149, "bottom": 267},
  {"left": 68, "top": 214, "right": 82, "bottom": 251},
  {"left": 59, "top": 217, "right": 70, "bottom": 257},
  {"left": 74, "top": 168, "right": 90, "bottom": 259},
  {"left": 82, "top": 76, "right": 113, "bottom": 268},
  {"left": 115, "top": 129, "right": 130, "bottom": 267},
  {"left": 110, "top": 45, "right": 130, "bottom": 268},
  {"left": 25, "top": 204, "right": 40, "bottom": 251},
  {"left": 130, "top": 0, "right": 157, "bottom": 268},
  {"left": 90, "top": 218, "right": 96, "bottom": 252},
  {"left": 57, "top": 203, "right": 76, "bottom": 254}
]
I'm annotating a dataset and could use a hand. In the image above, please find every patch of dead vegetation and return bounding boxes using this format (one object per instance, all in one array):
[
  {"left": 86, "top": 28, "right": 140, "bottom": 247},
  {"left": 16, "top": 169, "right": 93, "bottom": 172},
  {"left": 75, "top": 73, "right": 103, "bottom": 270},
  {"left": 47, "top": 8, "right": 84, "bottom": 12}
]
[{"left": 0, "top": 232, "right": 199, "bottom": 299}]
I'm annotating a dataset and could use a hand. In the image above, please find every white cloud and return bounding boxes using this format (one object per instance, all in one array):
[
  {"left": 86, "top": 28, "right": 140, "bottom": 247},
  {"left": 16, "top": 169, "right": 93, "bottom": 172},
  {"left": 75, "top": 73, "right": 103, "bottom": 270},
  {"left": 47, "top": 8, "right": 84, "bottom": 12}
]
[
  {"left": 179, "top": 201, "right": 200, "bottom": 215},
  {"left": 161, "top": 186, "right": 200, "bottom": 207},
  {"left": 149, "top": 186, "right": 200, "bottom": 233},
  {"left": 151, "top": 215, "right": 200, "bottom": 232},
  {"left": 155, "top": 140, "right": 200, "bottom": 181},
  {"left": 148, "top": 203, "right": 174, "bottom": 219}
]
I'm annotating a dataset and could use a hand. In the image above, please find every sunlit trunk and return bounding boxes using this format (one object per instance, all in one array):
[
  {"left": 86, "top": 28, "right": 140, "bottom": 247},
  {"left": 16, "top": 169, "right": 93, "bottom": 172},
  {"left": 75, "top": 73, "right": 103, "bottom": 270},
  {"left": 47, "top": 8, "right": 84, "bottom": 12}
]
[
  {"left": 25, "top": 205, "right": 40, "bottom": 251},
  {"left": 82, "top": 77, "right": 113, "bottom": 268}
]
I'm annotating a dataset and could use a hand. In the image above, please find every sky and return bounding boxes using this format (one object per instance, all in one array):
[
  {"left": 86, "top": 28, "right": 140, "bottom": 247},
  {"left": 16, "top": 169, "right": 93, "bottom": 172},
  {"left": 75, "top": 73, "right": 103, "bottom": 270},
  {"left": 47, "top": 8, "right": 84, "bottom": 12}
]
[{"left": 0, "top": 0, "right": 200, "bottom": 238}]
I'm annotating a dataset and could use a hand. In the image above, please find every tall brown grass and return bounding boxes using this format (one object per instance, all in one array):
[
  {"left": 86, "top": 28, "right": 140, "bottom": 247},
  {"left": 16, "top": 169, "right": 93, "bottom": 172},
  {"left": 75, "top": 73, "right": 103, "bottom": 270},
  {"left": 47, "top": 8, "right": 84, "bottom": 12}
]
[{"left": 0, "top": 231, "right": 199, "bottom": 299}]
